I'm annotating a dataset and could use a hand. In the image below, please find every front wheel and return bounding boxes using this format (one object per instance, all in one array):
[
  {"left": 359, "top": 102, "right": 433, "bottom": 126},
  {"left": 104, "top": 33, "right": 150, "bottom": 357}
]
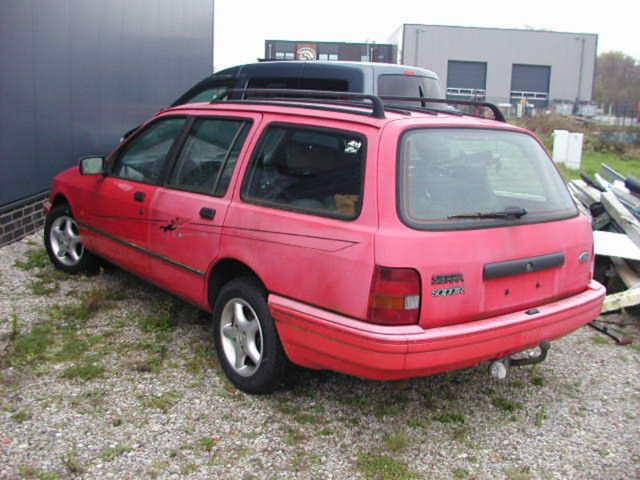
[
  {"left": 212, "top": 278, "right": 289, "bottom": 394},
  {"left": 44, "top": 204, "right": 99, "bottom": 274}
]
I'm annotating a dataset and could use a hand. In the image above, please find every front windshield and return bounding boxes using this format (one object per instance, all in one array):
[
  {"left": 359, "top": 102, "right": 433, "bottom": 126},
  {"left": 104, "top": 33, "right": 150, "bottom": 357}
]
[{"left": 398, "top": 128, "right": 577, "bottom": 230}]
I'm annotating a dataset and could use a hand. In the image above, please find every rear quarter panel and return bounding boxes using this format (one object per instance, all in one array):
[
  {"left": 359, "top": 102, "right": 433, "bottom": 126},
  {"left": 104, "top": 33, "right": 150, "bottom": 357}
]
[{"left": 219, "top": 113, "right": 380, "bottom": 320}]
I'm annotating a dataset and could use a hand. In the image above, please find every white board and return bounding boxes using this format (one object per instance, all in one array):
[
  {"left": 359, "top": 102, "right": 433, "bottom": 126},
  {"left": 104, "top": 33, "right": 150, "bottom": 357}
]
[{"left": 594, "top": 230, "right": 640, "bottom": 261}]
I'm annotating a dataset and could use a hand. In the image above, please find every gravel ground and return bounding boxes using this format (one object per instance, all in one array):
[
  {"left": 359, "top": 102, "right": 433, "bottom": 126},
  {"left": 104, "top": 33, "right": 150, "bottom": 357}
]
[{"left": 1, "top": 232, "right": 639, "bottom": 480}]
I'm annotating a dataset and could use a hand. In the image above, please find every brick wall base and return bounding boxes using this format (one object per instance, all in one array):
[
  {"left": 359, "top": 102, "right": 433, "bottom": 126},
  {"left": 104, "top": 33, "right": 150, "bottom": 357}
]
[{"left": 0, "top": 191, "right": 49, "bottom": 247}]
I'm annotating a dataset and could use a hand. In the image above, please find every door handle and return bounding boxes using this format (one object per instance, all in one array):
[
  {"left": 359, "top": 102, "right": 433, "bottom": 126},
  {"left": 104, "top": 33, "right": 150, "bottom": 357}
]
[
  {"left": 199, "top": 207, "right": 216, "bottom": 220},
  {"left": 133, "top": 191, "right": 145, "bottom": 202}
]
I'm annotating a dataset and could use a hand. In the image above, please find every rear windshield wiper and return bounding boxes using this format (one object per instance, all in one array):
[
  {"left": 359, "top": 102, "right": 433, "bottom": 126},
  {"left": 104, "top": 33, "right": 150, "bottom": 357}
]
[{"left": 447, "top": 207, "right": 528, "bottom": 220}]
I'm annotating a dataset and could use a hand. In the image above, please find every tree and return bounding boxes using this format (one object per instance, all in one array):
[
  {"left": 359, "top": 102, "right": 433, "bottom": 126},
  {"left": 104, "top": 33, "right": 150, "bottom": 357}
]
[{"left": 594, "top": 51, "right": 640, "bottom": 107}]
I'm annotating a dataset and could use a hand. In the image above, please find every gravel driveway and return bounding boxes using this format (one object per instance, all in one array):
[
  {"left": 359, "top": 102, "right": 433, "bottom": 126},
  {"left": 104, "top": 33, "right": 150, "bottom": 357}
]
[{"left": 1, "top": 233, "right": 639, "bottom": 480}]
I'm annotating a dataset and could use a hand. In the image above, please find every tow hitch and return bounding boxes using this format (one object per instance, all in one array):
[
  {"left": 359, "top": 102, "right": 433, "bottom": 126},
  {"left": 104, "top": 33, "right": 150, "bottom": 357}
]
[{"left": 488, "top": 341, "right": 551, "bottom": 380}]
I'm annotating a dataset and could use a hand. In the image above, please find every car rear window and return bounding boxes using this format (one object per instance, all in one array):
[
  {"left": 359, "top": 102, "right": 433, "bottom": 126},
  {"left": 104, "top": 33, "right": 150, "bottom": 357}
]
[
  {"left": 398, "top": 128, "right": 577, "bottom": 230},
  {"left": 378, "top": 74, "right": 444, "bottom": 103}
]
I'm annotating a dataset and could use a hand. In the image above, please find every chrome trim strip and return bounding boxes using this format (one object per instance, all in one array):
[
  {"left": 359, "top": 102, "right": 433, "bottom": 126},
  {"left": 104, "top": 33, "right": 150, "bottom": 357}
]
[{"left": 78, "top": 221, "right": 204, "bottom": 277}]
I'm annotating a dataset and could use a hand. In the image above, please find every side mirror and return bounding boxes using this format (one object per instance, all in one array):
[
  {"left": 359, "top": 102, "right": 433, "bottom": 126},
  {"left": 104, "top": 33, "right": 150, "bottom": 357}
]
[{"left": 79, "top": 156, "right": 105, "bottom": 175}]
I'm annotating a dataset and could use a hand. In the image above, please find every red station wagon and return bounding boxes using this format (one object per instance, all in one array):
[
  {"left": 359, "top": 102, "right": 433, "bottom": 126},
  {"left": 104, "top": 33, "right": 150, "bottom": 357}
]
[{"left": 43, "top": 90, "right": 605, "bottom": 393}]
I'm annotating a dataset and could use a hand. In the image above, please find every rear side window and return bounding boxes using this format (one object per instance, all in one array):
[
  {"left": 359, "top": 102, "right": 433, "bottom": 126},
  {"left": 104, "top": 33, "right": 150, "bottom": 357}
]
[
  {"left": 378, "top": 74, "right": 444, "bottom": 103},
  {"left": 398, "top": 128, "right": 577, "bottom": 230},
  {"left": 247, "top": 77, "right": 300, "bottom": 89},
  {"left": 242, "top": 125, "right": 365, "bottom": 219},
  {"left": 168, "top": 118, "right": 249, "bottom": 196},
  {"left": 299, "top": 78, "right": 349, "bottom": 91}
]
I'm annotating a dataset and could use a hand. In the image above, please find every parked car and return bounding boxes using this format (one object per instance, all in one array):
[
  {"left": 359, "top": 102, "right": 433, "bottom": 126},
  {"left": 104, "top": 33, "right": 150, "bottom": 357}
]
[
  {"left": 120, "top": 61, "right": 445, "bottom": 141},
  {"left": 173, "top": 61, "right": 445, "bottom": 104},
  {"left": 44, "top": 91, "right": 605, "bottom": 393}
]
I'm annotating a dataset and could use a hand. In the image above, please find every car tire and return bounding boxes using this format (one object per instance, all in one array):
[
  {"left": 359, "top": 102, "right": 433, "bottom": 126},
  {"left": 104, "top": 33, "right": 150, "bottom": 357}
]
[
  {"left": 44, "top": 203, "right": 99, "bottom": 275},
  {"left": 212, "top": 277, "right": 289, "bottom": 394}
]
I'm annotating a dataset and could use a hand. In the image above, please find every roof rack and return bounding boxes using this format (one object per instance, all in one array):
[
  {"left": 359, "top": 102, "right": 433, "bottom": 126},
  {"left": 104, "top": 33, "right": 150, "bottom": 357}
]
[
  {"left": 212, "top": 89, "right": 505, "bottom": 123},
  {"left": 216, "top": 88, "right": 386, "bottom": 119},
  {"left": 379, "top": 96, "right": 506, "bottom": 122}
]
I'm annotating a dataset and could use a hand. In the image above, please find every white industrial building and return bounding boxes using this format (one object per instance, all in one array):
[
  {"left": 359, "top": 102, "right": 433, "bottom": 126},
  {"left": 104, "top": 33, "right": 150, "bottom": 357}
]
[{"left": 389, "top": 24, "right": 598, "bottom": 109}]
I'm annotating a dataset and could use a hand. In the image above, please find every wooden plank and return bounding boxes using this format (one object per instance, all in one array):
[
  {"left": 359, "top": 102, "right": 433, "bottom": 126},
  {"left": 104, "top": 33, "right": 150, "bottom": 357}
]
[
  {"left": 594, "top": 173, "right": 612, "bottom": 191},
  {"left": 610, "top": 256, "right": 640, "bottom": 289},
  {"left": 569, "top": 179, "right": 601, "bottom": 204},
  {"left": 601, "top": 191, "right": 640, "bottom": 248},
  {"left": 602, "top": 287, "right": 640, "bottom": 313}
]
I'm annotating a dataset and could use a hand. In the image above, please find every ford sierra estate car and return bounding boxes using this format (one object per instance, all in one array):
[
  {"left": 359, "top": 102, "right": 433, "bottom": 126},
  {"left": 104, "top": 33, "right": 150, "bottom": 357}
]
[{"left": 43, "top": 90, "right": 605, "bottom": 393}]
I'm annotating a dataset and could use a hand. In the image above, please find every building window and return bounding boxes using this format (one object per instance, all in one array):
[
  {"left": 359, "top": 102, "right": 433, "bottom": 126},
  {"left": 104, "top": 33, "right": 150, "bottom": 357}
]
[
  {"left": 285, "top": 52, "right": 295, "bottom": 60},
  {"left": 318, "top": 53, "right": 328, "bottom": 61},
  {"left": 275, "top": 52, "right": 284, "bottom": 60},
  {"left": 328, "top": 54, "right": 338, "bottom": 61}
]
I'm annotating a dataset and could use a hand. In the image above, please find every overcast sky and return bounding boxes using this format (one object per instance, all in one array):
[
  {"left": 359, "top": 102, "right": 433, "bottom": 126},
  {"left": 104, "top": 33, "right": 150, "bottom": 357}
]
[{"left": 214, "top": 0, "right": 638, "bottom": 70}]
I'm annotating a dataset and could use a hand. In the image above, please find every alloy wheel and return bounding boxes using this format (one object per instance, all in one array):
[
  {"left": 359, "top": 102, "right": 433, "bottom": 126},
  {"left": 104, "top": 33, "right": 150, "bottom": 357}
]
[{"left": 219, "top": 298, "right": 264, "bottom": 377}]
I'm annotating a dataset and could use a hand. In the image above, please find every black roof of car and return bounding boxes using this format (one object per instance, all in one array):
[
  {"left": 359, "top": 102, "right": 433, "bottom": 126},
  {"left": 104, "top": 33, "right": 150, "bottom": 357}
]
[{"left": 172, "top": 61, "right": 442, "bottom": 106}]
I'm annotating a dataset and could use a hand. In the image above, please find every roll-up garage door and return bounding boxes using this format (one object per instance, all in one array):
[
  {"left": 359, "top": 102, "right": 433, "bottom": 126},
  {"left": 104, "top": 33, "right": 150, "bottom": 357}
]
[
  {"left": 446, "top": 61, "right": 487, "bottom": 100},
  {"left": 511, "top": 64, "right": 550, "bottom": 106}
]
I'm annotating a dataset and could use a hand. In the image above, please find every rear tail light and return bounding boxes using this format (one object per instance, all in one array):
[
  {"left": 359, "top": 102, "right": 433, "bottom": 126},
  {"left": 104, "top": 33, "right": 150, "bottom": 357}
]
[{"left": 367, "top": 266, "right": 421, "bottom": 325}]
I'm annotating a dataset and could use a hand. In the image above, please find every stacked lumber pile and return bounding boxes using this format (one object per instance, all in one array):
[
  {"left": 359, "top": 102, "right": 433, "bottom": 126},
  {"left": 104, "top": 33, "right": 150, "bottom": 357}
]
[{"left": 568, "top": 164, "right": 640, "bottom": 344}]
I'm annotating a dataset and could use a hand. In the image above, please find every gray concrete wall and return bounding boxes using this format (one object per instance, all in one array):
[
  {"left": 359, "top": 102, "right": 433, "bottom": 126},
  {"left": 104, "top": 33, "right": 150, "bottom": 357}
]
[
  {"left": 400, "top": 24, "right": 597, "bottom": 103},
  {"left": 0, "top": 0, "right": 215, "bottom": 206}
]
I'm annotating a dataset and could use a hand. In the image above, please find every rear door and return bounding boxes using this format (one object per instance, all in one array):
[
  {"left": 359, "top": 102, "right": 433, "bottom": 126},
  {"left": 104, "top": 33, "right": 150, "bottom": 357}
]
[
  {"left": 83, "top": 116, "right": 187, "bottom": 275},
  {"left": 146, "top": 113, "right": 259, "bottom": 305},
  {"left": 376, "top": 122, "right": 592, "bottom": 328}
]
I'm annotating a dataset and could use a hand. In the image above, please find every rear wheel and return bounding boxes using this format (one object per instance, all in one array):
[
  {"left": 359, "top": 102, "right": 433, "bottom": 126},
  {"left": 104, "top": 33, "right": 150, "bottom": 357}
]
[
  {"left": 212, "top": 278, "right": 289, "bottom": 393},
  {"left": 44, "top": 204, "right": 99, "bottom": 274}
]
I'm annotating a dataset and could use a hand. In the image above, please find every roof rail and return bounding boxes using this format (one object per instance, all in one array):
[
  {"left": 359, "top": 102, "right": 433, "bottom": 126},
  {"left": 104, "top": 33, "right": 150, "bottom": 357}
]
[
  {"left": 379, "top": 96, "right": 506, "bottom": 122},
  {"left": 216, "top": 88, "right": 386, "bottom": 119}
]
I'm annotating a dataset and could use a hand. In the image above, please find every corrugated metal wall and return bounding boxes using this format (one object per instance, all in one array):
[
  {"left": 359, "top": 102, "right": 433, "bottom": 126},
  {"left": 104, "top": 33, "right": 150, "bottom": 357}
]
[{"left": 0, "top": 0, "right": 214, "bottom": 206}]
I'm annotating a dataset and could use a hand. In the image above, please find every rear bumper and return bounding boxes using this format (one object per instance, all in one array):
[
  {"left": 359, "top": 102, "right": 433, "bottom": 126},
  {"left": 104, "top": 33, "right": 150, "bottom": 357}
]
[{"left": 269, "top": 280, "right": 605, "bottom": 380}]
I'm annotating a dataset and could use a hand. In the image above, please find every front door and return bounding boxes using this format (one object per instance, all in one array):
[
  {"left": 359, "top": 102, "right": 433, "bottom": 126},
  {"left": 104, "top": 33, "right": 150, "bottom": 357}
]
[
  {"left": 147, "top": 114, "right": 258, "bottom": 305},
  {"left": 83, "top": 116, "right": 188, "bottom": 275}
]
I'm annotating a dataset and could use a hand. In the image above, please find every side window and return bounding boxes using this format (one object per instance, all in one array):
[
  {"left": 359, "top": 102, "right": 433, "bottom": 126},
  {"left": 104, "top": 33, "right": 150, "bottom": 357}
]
[
  {"left": 183, "top": 82, "right": 233, "bottom": 104},
  {"left": 168, "top": 118, "right": 249, "bottom": 196},
  {"left": 242, "top": 125, "right": 365, "bottom": 219},
  {"left": 246, "top": 77, "right": 300, "bottom": 89},
  {"left": 299, "top": 78, "right": 349, "bottom": 91},
  {"left": 112, "top": 117, "right": 186, "bottom": 184}
]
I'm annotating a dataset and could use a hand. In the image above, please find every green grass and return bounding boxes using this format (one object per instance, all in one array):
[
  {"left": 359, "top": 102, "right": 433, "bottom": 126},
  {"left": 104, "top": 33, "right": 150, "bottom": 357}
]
[
  {"left": 535, "top": 405, "right": 548, "bottom": 427},
  {"left": 453, "top": 467, "right": 469, "bottom": 479},
  {"left": 99, "top": 445, "right": 131, "bottom": 462},
  {"left": 383, "top": 431, "right": 411, "bottom": 452},
  {"left": 14, "top": 248, "right": 49, "bottom": 270},
  {"left": 591, "top": 335, "right": 610, "bottom": 346},
  {"left": 434, "top": 412, "right": 467, "bottom": 424},
  {"left": 357, "top": 454, "right": 415, "bottom": 480},
  {"left": 531, "top": 375, "right": 545, "bottom": 387},
  {"left": 8, "top": 324, "right": 54, "bottom": 366},
  {"left": 140, "top": 390, "right": 181, "bottom": 413},
  {"left": 492, "top": 397, "right": 523, "bottom": 412},
  {"left": 16, "top": 465, "right": 61, "bottom": 480},
  {"left": 62, "top": 443, "right": 83, "bottom": 474},
  {"left": 12, "top": 409, "right": 30, "bottom": 423},
  {"left": 199, "top": 437, "right": 215, "bottom": 452},
  {"left": 294, "top": 413, "right": 318, "bottom": 425},
  {"left": 556, "top": 150, "right": 640, "bottom": 181},
  {"left": 60, "top": 362, "right": 105, "bottom": 381},
  {"left": 285, "top": 427, "right": 304, "bottom": 446}
]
